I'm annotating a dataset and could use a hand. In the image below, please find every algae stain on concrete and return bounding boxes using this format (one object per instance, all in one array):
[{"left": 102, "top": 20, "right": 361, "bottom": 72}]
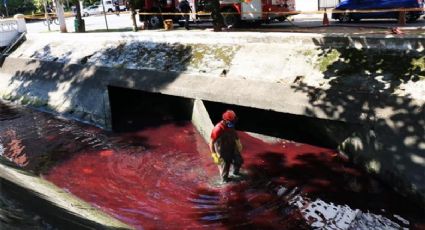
[
  {"left": 302, "top": 49, "right": 315, "bottom": 57},
  {"left": 411, "top": 56, "right": 425, "bottom": 74},
  {"left": 213, "top": 46, "right": 239, "bottom": 66},
  {"left": 189, "top": 45, "right": 239, "bottom": 69},
  {"left": 317, "top": 49, "right": 341, "bottom": 72}
]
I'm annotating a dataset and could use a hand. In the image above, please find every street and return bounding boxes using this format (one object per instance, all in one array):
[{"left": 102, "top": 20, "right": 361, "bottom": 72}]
[{"left": 25, "top": 12, "right": 425, "bottom": 34}]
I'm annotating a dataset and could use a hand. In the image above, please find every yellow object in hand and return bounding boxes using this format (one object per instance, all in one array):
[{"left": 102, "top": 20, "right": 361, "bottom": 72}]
[{"left": 211, "top": 152, "right": 222, "bottom": 164}]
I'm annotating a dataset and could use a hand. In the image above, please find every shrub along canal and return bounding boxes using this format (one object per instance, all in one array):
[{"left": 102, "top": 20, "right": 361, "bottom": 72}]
[{"left": 0, "top": 101, "right": 424, "bottom": 229}]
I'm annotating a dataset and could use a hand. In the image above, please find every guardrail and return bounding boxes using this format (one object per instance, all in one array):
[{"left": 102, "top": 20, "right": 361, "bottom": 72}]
[
  {"left": 0, "top": 14, "right": 27, "bottom": 47},
  {"left": 135, "top": 7, "right": 425, "bottom": 16},
  {"left": 19, "top": 7, "right": 425, "bottom": 19}
]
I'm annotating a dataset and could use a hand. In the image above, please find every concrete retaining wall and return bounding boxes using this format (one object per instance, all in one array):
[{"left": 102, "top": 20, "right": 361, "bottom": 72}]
[
  {"left": 0, "top": 158, "right": 132, "bottom": 229},
  {"left": 0, "top": 15, "right": 27, "bottom": 47},
  {"left": 0, "top": 32, "right": 424, "bottom": 206}
]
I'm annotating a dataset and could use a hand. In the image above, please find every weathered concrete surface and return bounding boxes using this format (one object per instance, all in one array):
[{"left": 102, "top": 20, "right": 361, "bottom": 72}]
[
  {"left": 0, "top": 159, "right": 133, "bottom": 229},
  {"left": 0, "top": 31, "right": 424, "bottom": 207},
  {"left": 0, "top": 57, "right": 393, "bottom": 126},
  {"left": 12, "top": 31, "right": 425, "bottom": 50},
  {"left": 9, "top": 33, "right": 425, "bottom": 101}
]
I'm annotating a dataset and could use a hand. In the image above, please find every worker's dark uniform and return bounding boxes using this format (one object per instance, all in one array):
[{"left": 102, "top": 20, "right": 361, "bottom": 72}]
[
  {"left": 178, "top": 0, "right": 191, "bottom": 30},
  {"left": 114, "top": 1, "right": 120, "bottom": 15},
  {"left": 211, "top": 121, "right": 243, "bottom": 181}
]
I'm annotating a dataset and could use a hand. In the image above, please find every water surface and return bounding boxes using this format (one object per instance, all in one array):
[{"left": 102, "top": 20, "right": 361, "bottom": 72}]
[{"left": 0, "top": 101, "right": 423, "bottom": 229}]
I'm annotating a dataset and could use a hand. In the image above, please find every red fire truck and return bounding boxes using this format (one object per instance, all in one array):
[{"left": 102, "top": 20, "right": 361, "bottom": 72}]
[{"left": 138, "top": 0, "right": 298, "bottom": 28}]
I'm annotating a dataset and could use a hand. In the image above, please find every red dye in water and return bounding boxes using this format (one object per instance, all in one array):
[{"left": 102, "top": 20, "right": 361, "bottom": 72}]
[{"left": 1, "top": 102, "right": 424, "bottom": 229}]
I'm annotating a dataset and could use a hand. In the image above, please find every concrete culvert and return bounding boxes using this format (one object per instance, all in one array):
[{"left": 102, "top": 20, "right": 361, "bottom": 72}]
[
  {"left": 203, "top": 100, "right": 360, "bottom": 149},
  {"left": 108, "top": 86, "right": 194, "bottom": 133}
]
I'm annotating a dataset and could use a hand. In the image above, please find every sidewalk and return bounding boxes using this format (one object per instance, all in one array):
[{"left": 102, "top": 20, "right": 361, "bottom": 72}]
[{"left": 24, "top": 12, "right": 425, "bottom": 35}]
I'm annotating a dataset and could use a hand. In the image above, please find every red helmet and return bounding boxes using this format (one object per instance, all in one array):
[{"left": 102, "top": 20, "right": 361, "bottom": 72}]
[{"left": 222, "top": 110, "right": 237, "bottom": 122}]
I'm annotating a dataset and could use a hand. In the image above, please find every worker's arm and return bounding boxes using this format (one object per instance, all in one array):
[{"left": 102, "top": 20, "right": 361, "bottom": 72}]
[
  {"left": 210, "top": 123, "right": 221, "bottom": 153},
  {"left": 209, "top": 139, "right": 216, "bottom": 153}
]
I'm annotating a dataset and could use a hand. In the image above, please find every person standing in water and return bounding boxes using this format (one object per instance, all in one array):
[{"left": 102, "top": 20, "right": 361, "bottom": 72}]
[{"left": 210, "top": 110, "right": 244, "bottom": 183}]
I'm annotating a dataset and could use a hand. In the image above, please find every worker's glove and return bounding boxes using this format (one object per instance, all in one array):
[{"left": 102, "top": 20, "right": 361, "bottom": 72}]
[
  {"left": 235, "top": 139, "right": 243, "bottom": 153},
  {"left": 211, "top": 152, "right": 223, "bottom": 164}
]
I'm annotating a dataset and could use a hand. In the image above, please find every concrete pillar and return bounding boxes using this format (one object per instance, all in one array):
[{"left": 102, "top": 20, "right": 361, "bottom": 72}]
[
  {"left": 191, "top": 99, "right": 214, "bottom": 143},
  {"left": 13, "top": 14, "right": 27, "bottom": 33}
]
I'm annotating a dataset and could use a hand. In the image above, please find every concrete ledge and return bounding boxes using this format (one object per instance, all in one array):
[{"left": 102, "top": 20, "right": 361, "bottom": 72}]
[
  {"left": 0, "top": 159, "right": 132, "bottom": 229},
  {"left": 18, "top": 32, "right": 425, "bottom": 50},
  {"left": 0, "top": 57, "right": 378, "bottom": 127},
  {"left": 8, "top": 32, "right": 424, "bottom": 104}
]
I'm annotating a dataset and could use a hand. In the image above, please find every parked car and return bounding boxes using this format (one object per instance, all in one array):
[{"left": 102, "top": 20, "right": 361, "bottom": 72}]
[
  {"left": 94, "top": 0, "right": 127, "bottom": 12},
  {"left": 82, "top": 5, "right": 102, "bottom": 17},
  {"left": 332, "top": 0, "right": 424, "bottom": 23}
]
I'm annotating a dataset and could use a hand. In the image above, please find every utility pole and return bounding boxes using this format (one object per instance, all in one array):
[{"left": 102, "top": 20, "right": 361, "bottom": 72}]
[
  {"left": 129, "top": 0, "right": 137, "bottom": 31},
  {"left": 43, "top": 0, "right": 51, "bottom": 31},
  {"left": 101, "top": 0, "right": 109, "bottom": 31},
  {"left": 4, "top": 0, "right": 9, "bottom": 17},
  {"left": 55, "top": 0, "right": 67, "bottom": 32}
]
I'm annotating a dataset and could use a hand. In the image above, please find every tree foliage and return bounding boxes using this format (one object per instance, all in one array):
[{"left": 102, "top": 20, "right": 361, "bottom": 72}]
[{"left": 0, "top": 0, "right": 36, "bottom": 15}]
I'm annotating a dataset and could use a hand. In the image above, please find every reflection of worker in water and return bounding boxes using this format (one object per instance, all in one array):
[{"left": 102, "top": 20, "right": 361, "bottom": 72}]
[{"left": 210, "top": 110, "right": 244, "bottom": 183}]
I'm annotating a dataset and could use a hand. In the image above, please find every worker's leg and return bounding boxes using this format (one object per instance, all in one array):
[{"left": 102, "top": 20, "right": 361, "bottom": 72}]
[
  {"left": 232, "top": 153, "right": 244, "bottom": 175},
  {"left": 184, "top": 15, "right": 189, "bottom": 30},
  {"left": 219, "top": 160, "right": 231, "bottom": 182}
]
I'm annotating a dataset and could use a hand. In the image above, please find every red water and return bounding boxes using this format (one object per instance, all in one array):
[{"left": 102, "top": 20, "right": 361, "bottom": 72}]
[{"left": 1, "top": 102, "right": 424, "bottom": 229}]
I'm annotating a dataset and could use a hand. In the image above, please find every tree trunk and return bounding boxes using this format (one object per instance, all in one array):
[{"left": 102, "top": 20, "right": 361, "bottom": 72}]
[
  {"left": 55, "top": 0, "right": 68, "bottom": 32},
  {"left": 74, "top": 0, "right": 85, "bottom": 32},
  {"left": 75, "top": 0, "right": 82, "bottom": 20}
]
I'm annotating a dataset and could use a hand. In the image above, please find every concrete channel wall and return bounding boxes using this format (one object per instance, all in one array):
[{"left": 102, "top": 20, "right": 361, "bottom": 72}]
[
  {"left": 0, "top": 158, "right": 133, "bottom": 229},
  {"left": 0, "top": 31, "right": 424, "bottom": 210},
  {"left": 0, "top": 15, "right": 27, "bottom": 48}
]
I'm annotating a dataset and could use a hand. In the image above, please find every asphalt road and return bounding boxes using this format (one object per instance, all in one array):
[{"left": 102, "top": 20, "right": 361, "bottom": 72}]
[{"left": 25, "top": 12, "right": 425, "bottom": 34}]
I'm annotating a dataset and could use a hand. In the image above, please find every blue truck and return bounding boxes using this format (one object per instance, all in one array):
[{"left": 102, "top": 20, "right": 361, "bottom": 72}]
[{"left": 332, "top": 0, "right": 424, "bottom": 23}]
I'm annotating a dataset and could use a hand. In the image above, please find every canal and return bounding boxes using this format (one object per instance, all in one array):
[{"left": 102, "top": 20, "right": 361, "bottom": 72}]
[{"left": 0, "top": 100, "right": 424, "bottom": 229}]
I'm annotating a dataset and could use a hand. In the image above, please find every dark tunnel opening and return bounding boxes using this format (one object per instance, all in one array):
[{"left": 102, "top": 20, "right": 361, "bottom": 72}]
[
  {"left": 203, "top": 100, "right": 361, "bottom": 149},
  {"left": 108, "top": 86, "right": 194, "bottom": 133},
  {"left": 108, "top": 86, "right": 360, "bottom": 148}
]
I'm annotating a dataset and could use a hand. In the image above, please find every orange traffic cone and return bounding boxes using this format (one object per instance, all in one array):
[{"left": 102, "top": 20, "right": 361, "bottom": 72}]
[{"left": 322, "top": 12, "right": 330, "bottom": 26}]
